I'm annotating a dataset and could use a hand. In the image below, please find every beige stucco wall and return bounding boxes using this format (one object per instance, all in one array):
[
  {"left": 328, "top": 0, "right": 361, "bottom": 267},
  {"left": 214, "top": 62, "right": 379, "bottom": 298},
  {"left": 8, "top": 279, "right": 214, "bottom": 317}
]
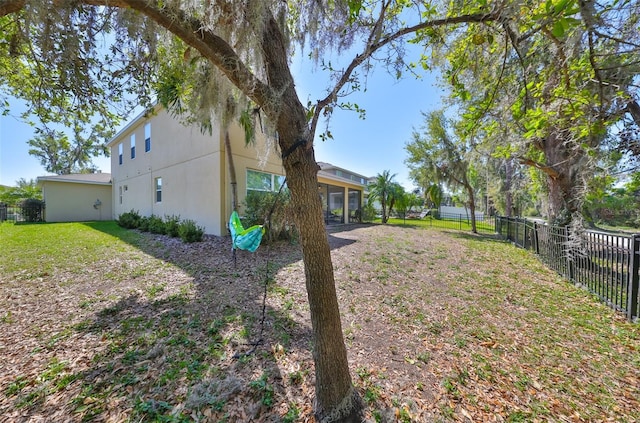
[
  {"left": 108, "top": 106, "right": 366, "bottom": 235},
  {"left": 223, "top": 123, "right": 284, "bottom": 221},
  {"left": 110, "top": 107, "right": 226, "bottom": 234},
  {"left": 41, "top": 181, "right": 113, "bottom": 222}
]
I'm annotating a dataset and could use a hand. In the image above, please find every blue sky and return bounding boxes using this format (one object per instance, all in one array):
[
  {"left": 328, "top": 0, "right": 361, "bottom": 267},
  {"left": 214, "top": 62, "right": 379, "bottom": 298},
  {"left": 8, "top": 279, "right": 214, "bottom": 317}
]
[{"left": 0, "top": 56, "right": 445, "bottom": 189}]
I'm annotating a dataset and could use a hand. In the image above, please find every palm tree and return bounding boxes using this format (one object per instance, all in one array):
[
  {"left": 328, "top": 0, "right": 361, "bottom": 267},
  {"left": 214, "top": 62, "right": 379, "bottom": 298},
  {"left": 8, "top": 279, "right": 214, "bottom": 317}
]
[
  {"left": 368, "top": 170, "right": 397, "bottom": 223},
  {"left": 386, "top": 182, "right": 405, "bottom": 220},
  {"left": 426, "top": 184, "right": 443, "bottom": 211}
]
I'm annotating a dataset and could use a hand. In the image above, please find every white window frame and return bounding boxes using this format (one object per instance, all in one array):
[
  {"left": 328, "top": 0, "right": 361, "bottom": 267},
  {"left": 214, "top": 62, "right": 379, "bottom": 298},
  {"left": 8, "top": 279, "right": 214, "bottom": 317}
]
[
  {"left": 130, "top": 134, "right": 136, "bottom": 159},
  {"left": 246, "top": 169, "right": 285, "bottom": 193},
  {"left": 155, "top": 177, "right": 162, "bottom": 203},
  {"left": 144, "top": 123, "right": 151, "bottom": 152}
]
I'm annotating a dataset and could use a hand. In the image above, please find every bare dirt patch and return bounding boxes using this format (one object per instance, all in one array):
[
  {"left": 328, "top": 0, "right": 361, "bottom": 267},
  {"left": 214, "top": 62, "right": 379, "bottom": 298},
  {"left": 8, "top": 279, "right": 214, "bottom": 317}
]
[{"left": 1, "top": 223, "right": 639, "bottom": 422}]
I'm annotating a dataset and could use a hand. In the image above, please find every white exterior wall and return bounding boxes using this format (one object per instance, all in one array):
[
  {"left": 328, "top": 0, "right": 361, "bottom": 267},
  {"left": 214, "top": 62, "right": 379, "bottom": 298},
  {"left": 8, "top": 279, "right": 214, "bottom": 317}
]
[{"left": 41, "top": 181, "right": 112, "bottom": 222}]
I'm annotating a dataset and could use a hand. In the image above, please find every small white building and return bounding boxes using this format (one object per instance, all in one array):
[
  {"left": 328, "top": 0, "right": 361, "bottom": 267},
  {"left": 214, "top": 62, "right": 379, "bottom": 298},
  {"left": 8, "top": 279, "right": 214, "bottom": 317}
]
[{"left": 37, "top": 173, "right": 113, "bottom": 222}]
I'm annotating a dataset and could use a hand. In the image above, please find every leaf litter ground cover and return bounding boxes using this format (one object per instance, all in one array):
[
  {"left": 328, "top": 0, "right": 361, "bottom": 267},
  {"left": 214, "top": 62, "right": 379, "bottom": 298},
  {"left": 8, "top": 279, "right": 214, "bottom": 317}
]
[{"left": 1, "top": 221, "right": 639, "bottom": 422}]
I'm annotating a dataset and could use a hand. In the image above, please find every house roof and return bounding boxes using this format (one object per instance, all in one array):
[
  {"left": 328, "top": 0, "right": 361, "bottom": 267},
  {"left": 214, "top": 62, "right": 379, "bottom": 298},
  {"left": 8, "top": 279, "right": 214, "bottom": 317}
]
[
  {"left": 317, "top": 162, "right": 369, "bottom": 187},
  {"left": 37, "top": 173, "right": 112, "bottom": 186}
]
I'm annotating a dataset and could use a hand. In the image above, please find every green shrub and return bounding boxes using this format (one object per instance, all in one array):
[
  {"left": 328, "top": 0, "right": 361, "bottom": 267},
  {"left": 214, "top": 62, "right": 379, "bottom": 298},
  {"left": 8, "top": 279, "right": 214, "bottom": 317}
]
[
  {"left": 117, "top": 210, "right": 141, "bottom": 229},
  {"left": 178, "top": 219, "right": 204, "bottom": 243},
  {"left": 243, "top": 190, "right": 296, "bottom": 243},
  {"left": 138, "top": 216, "right": 151, "bottom": 232},
  {"left": 164, "top": 214, "right": 181, "bottom": 237},
  {"left": 147, "top": 215, "right": 166, "bottom": 234},
  {"left": 20, "top": 198, "right": 45, "bottom": 222},
  {"left": 360, "top": 201, "right": 377, "bottom": 223}
]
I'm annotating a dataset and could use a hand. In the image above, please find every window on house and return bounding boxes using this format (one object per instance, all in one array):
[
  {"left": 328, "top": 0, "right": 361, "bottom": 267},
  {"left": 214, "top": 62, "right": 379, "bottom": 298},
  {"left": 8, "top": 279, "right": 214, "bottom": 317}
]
[
  {"left": 155, "top": 177, "right": 162, "bottom": 203},
  {"left": 119, "top": 186, "right": 123, "bottom": 205},
  {"left": 144, "top": 123, "right": 151, "bottom": 152},
  {"left": 247, "top": 170, "right": 285, "bottom": 193},
  {"left": 118, "top": 143, "right": 123, "bottom": 165},
  {"left": 130, "top": 134, "right": 136, "bottom": 159}
]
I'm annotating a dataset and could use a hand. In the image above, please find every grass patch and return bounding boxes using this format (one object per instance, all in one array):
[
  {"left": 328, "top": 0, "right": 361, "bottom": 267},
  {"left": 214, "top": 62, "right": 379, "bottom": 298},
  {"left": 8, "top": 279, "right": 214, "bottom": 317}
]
[{"left": 0, "top": 221, "right": 144, "bottom": 275}]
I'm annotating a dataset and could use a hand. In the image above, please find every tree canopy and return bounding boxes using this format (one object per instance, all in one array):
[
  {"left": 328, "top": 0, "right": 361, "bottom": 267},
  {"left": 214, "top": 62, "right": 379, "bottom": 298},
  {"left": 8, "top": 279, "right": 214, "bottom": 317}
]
[
  {"left": 427, "top": 0, "right": 640, "bottom": 224},
  {"left": 406, "top": 110, "right": 482, "bottom": 232}
]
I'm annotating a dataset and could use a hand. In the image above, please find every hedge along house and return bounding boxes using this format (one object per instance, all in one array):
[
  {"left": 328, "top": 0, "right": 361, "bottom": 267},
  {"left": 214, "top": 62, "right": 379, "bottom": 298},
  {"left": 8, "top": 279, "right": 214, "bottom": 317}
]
[
  {"left": 37, "top": 173, "right": 113, "bottom": 222},
  {"left": 107, "top": 106, "right": 368, "bottom": 235}
]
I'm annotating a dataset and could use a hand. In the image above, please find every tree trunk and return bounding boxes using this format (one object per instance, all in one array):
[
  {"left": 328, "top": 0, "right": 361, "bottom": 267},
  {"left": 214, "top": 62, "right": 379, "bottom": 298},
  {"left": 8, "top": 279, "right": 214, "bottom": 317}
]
[
  {"left": 281, "top": 145, "right": 363, "bottom": 422},
  {"left": 223, "top": 129, "right": 238, "bottom": 212},
  {"left": 259, "top": 12, "right": 362, "bottom": 423},
  {"left": 388, "top": 198, "right": 396, "bottom": 222},
  {"left": 465, "top": 182, "right": 478, "bottom": 233},
  {"left": 504, "top": 158, "right": 513, "bottom": 217},
  {"left": 543, "top": 131, "right": 585, "bottom": 226}
]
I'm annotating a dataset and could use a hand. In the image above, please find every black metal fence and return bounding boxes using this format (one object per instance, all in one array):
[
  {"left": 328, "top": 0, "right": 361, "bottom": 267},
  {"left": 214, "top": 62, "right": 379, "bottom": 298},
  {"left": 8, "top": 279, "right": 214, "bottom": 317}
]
[
  {"left": 419, "top": 211, "right": 497, "bottom": 234},
  {"left": 497, "top": 216, "right": 640, "bottom": 322},
  {"left": 0, "top": 203, "right": 46, "bottom": 223}
]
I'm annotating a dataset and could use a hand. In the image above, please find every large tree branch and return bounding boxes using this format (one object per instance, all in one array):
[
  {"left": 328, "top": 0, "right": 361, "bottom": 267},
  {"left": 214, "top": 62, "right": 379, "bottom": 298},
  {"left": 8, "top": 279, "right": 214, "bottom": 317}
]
[
  {"left": 312, "top": 10, "right": 501, "bottom": 131},
  {"left": 2, "top": 0, "right": 278, "bottom": 115},
  {"left": 84, "top": 0, "right": 277, "bottom": 117},
  {"left": 626, "top": 100, "right": 640, "bottom": 126},
  {"left": 119, "top": 0, "right": 277, "bottom": 114},
  {"left": 518, "top": 156, "right": 560, "bottom": 179},
  {"left": 259, "top": 10, "right": 308, "bottom": 145},
  {"left": 0, "top": 0, "right": 24, "bottom": 17}
]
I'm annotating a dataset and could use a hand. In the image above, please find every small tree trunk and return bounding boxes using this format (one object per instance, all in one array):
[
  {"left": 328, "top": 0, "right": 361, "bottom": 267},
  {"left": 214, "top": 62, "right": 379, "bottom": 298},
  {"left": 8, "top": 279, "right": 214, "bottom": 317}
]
[
  {"left": 381, "top": 199, "right": 388, "bottom": 224},
  {"left": 504, "top": 158, "right": 513, "bottom": 217},
  {"left": 465, "top": 182, "right": 477, "bottom": 233},
  {"left": 224, "top": 129, "right": 238, "bottom": 212}
]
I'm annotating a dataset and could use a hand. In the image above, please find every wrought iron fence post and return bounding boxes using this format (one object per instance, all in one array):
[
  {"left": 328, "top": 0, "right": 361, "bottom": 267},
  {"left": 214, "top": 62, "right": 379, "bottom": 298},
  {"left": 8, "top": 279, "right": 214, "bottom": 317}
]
[
  {"left": 459, "top": 214, "right": 462, "bottom": 230},
  {"left": 533, "top": 222, "right": 540, "bottom": 255},
  {"left": 627, "top": 234, "right": 640, "bottom": 321},
  {"left": 565, "top": 226, "right": 575, "bottom": 282}
]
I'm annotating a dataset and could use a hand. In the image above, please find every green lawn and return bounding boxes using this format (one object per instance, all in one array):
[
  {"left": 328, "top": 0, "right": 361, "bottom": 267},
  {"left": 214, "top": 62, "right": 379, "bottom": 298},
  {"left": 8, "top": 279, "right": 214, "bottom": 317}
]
[
  {"left": 374, "top": 216, "right": 497, "bottom": 233},
  {"left": 0, "top": 221, "right": 142, "bottom": 275}
]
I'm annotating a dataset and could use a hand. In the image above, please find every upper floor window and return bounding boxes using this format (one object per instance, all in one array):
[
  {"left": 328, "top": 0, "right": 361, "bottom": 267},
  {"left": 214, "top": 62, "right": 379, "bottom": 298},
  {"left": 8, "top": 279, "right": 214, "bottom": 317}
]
[
  {"left": 155, "top": 177, "right": 162, "bottom": 203},
  {"left": 118, "top": 143, "right": 123, "bottom": 165},
  {"left": 144, "top": 123, "right": 151, "bottom": 152},
  {"left": 247, "top": 170, "right": 285, "bottom": 193},
  {"left": 130, "top": 134, "right": 136, "bottom": 159}
]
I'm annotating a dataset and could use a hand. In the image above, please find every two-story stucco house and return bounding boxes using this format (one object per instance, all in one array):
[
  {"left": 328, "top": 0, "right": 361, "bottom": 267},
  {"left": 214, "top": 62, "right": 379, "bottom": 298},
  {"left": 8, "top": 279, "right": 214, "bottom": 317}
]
[{"left": 107, "top": 107, "right": 368, "bottom": 236}]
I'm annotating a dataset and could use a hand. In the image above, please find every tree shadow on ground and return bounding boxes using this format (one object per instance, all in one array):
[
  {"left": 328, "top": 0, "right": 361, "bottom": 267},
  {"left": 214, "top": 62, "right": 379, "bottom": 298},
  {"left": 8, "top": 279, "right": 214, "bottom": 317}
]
[
  {"left": 326, "top": 222, "right": 376, "bottom": 234},
  {"left": 40, "top": 221, "right": 357, "bottom": 421}
]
